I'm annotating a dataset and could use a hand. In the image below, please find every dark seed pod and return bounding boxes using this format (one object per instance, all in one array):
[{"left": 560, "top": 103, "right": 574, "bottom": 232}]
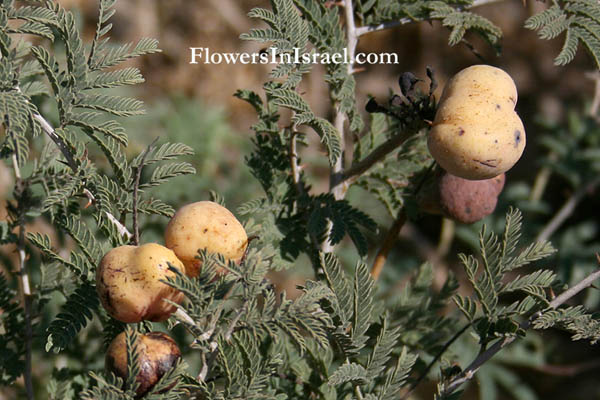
[{"left": 106, "top": 331, "right": 181, "bottom": 398}]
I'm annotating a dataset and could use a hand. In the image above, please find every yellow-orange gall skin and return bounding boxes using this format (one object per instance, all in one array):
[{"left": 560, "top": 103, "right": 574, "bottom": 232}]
[
  {"left": 96, "top": 243, "right": 185, "bottom": 323},
  {"left": 164, "top": 201, "right": 248, "bottom": 277},
  {"left": 105, "top": 331, "right": 181, "bottom": 398},
  {"left": 428, "top": 65, "right": 526, "bottom": 180}
]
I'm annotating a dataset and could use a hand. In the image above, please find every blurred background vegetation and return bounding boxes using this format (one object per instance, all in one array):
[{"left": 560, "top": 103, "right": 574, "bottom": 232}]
[{"left": 2, "top": 1, "right": 600, "bottom": 399}]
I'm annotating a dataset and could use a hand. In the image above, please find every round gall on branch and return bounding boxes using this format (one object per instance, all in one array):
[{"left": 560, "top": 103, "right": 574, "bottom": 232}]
[
  {"left": 96, "top": 243, "right": 185, "bottom": 323},
  {"left": 106, "top": 331, "right": 181, "bottom": 398},
  {"left": 428, "top": 65, "right": 526, "bottom": 180},
  {"left": 165, "top": 201, "right": 248, "bottom": 277},
  {"left": 418, "top": 170, "right": 505, "bottom": 224}
]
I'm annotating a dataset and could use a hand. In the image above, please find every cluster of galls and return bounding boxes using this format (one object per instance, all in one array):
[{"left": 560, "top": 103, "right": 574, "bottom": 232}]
[
  {"left": 96, "top": 201, "right": 247, "bottom": 397},
  {"left": 370, "top": 65, "right": 525, "bottom": 224}
]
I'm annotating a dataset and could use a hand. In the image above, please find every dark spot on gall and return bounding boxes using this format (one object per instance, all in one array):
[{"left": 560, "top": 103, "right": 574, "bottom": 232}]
[
  {"left": 203, "top": 228, "right": 208, "bottom": 233},
  {"left": 514, "top": 130, "right": 521, "bottom": 147},
  {"left": 458, "top": 127, "right": 465, "bottom": 136},
  {"left": 496, "top": 104, "right": 501, "bottom": 110},
  {"left": 474, "top": 159, "right": 498, "bottom": 168}
]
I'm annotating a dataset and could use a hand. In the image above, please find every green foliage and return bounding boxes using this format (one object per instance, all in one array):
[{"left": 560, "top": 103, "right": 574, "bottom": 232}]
[
  {"left": 45, "top": 282, "right": 100, "bottom": 353},
  {"left": 455, "top": 209, "right": 557, "bottom": 340},
  {"left": 426, "top": 1, "right": 502, "bottom": 48},
  {"left": 354, "top": 0, "right": 501, "bottom": 50},
  {"left": 2, "top": 0, "right": 600, "bottom": 399},
  {"left": 526, "top": 0, "right": 600, "bottom": 67},
  {"left": 0, "top": 272, "right": 26, "bottom": 385}
]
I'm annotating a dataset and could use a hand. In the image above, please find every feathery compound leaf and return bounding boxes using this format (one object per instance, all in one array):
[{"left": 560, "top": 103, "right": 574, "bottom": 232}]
[
  {"left": 328, "top": 362, "right": 368, "bottom": 386},
  {"left": 352, "top": 262, "right": 374, "bottom": 351},
  {"left": 365, "top": 317, "right": 401, "bottom": 380},
  {"left": 10, "top": 5, "right": 57, "bottom": 26},
  {"left": 555, "top": 26, "right": 579, "bottom": 65},
  {"left": 247, "top": 7, "right": 278, "bottom": 28},
  {"left": 533, "top": 306, "right": 600, "bottom": 343},
  {"left": 427, "top": 1, "right": 502, "bottom": 47},
  {"left": 137, "top": 198, "right": 175, "bottom": 217},
  {"left": 131, "top": 142, "right": 194, "bottom": 166},
  {"left": 458, "top": 208, "right": 557, "bottom": 342},
  {"left": 90, "top": 37, "right": 160, "bottom": 71},
  {"left": 57, "top": 215, "right": 105, "bottom": 264},
  {"left": 76, "top": 94, "right": 145, "bottom": 117},
  {"left": 503, "top": 240, "right": 557, "bottom": 273},
  {"left": 139, "top": 162, "right": 196, "bottom": 189},
  {"left": 87, "top": 67, "right": 144, "bottom": 89},
  {"left": 71, "top": 116, "right": 128, "bottom": 146},
  {"left": 45, "top": 283, "right": 100, "bottom": 353},
  {"left": 379, "top": 347, "right": 417, "bottom": 400},
  {"left": 310, "top": 117, "right": 342, "bottom": 166},
  {"left": 320, "top": 252, "right": 353, "bottom": 325},
  {"left": 526, "top": 0, "right": 600, "bottom": 68},
  {"left": 454, "top": 294, "right": 478, "bottom": 321},
  {"left": 0, "top": 90, "right": 34, "bottom": 166},
  {"left": 27, "top": 232, "right": 92, "bottom": 279},
  {"left": 8, "top": 20, "right": 53, "bottom": 40},
  {"left": 55, "top": 4, "right": 88, "bottom": 86},
  {"left": 124, "top": 328, "right": 141, "bottom": 396},
  {"left": 502, "top": 269, "right": 556, "bottom": 294}
]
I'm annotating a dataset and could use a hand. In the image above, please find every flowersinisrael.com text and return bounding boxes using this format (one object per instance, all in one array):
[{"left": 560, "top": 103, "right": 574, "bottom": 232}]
[{"left": 189, "top": 47, "right": 399, "bottom": 65}]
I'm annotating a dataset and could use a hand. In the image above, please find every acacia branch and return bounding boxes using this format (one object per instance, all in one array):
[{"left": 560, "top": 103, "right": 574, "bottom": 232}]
[
  {"left": 401, "top": 322, "right": 473, "bottom": 400},
  {"left": 441, "top": 266, "right": 600, "bottom": 396},
  {"left": 535, "top": 176, "right": 600, "bottom": 243},
  {"left": 322, "top": 0, "right": 361, "bottom": 252},
  {"left": 10, "top": 153, "right": 34, "bottom": 400},
  {"left": 22, "top": 90, "right": 134, "bottom": 239},
  {"left": 371, "top": 210, "right": 407, "bottom": 280},
  {"left": 31, "top": 112, "right": 79, "bottom": 172},
  {"left": 340, "top": 131, "right": 413, "bottom": 185},
  {"left": 289, "top": 128, "right": 306, "bottom": 199},
  {"left": 17, "top": 86, "right": 78, "bottom": 172},
  {"left": 328, "top": 0, "right": 359, "bottom": 202},
  {"left": 370, "top": 161, "right": 435, "bottom": 279},
  {"left": 355, "top": 0, "right": 504, "bottom": 36}
]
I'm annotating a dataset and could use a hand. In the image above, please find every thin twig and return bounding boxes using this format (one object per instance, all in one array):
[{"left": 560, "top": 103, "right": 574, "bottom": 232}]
[
  {"left": 16, "top": 87, "right": 79, "bottom": 172},
  {"left": 436, "top": 217, "right": 455, "bottom": 258},
  {"left": 322, "top": 0, "right": 361, "bottom": 252},
  {"left": 131, "top": 137, "right": 159, "bottom": 246},
  {"left": 199, "top": 300, "right": 248, "bottom": 382},
  {"left": 535, "top": 177, "right": 600, "bottom": 243},
  {"left": 329, "top": 0, "right": 359, "bottom": 201},
  {"left": 105, "top": 211, "right": 133, "bottom": 240},
  {"left": 340, "top": 131, "right": 413, "bottom": 185},
  {"left": 370, "top": 161, "right": 435, "bottom": 280},
  {"left": 441, "top": 266, "right": 600, "bottom": 396},
  {"left": 11, "top": 153, "right": 34, "bottom": 400},
  {"left": 371, "top": 211, "right": 407, "bottom": 280},
  {"left": 22, "top": 91, "right": 135, "bottom": 238},
  {"left": 529, "top": 164, "right": 553, "bottom": 203},
  {"left": 586, "top": 71, "right": 600, "bottom": 118},
  {"left": 400, "top": 322, "right": 473, "bottom": 400},
  {"left": 31, "top": 113, "right": 79, "bottom": 172},
  {"left": 289, "top": 129, "right": 306, "bottom": 199},
  {"left": 530, "top": 358, "right": 600, "bottom": 377}
]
